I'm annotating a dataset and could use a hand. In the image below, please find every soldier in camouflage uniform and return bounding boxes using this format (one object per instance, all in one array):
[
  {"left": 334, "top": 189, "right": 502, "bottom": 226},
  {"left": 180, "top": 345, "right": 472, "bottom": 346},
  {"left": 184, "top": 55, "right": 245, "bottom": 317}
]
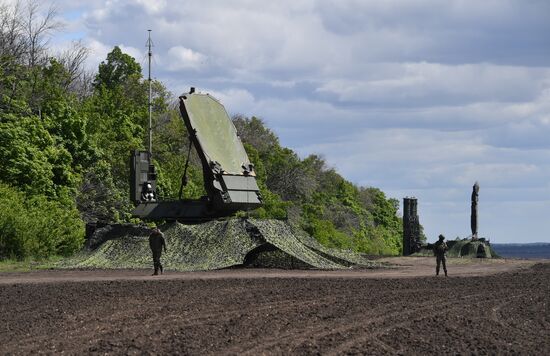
[
  {"left": 149, "top": 227, "right": 166, "bottom": 276},
  {"left": 434, "top": 234, "right": 448, "bottom": 276}
]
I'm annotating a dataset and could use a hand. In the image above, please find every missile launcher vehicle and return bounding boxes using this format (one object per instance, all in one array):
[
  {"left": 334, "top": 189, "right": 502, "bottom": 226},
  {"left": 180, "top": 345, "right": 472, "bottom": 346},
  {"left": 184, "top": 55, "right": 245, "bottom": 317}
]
[{"left": 130, "top": 88, "right": 262, "bottom": 221}]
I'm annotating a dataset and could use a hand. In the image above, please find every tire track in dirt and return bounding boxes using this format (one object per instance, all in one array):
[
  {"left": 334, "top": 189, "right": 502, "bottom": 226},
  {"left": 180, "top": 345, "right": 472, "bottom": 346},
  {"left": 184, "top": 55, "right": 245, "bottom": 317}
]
[
  {"left": 242, "top": 281, "right": 541, "bottom": 355},
  {"left": 489, "top": 292, "right": 531, "bottom": 328},
  {"left": 305, "top": 292, "right": 490, "bottom": 354},
  {"left": 233, "top": 291, "right": 489, "bottom": 355},
  {"left": 3, "top": 291, "right": 346, "bottom": 354}
]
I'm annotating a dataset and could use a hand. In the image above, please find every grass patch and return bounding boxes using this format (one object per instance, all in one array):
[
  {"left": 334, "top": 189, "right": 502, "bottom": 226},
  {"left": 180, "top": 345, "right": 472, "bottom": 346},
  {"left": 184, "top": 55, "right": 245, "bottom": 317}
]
[{"left": 0, "top": 256, "right": 63, "bottom": 272}]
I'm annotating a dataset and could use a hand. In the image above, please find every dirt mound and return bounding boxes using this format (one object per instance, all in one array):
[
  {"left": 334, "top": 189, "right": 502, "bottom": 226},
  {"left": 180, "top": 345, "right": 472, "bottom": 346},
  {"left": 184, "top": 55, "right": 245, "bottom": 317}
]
[{"left": 60, "top": 219, "right": 375, "bottom": 271}]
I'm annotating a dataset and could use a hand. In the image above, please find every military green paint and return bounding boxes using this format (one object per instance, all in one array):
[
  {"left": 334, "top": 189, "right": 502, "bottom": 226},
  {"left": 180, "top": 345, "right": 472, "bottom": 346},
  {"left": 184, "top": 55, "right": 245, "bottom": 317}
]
[{"left": 183, "top": 94, "right": 250, "bottom": 175}]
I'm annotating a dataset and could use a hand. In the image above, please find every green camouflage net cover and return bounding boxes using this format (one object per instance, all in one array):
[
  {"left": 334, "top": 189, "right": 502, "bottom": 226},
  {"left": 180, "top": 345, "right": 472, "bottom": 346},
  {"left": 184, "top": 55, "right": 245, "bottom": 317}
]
[
  {"left": 249, "top": 219, "right": 347, "bottom": 269},
  {"left": 61, "top": 220, "right": 261, "bottom": 271},
  {"left": 60, "top": 219, "right": 377, "bottom": 271},
  {"left": 286, "top": 222, "right": 380, "bottom": 268},
  {"left": 413, "top": 239, "right": 499, "bottom": 259},
  {"left": 447, "top": 240, "right": 497, "bottom": 258},
  {"left": 250, "top": 219, "right": 379, "bottom": 269}
]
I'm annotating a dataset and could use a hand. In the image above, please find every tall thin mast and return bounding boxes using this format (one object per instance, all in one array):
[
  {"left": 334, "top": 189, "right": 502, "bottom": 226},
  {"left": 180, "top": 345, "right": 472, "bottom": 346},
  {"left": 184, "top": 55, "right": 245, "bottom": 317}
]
[{"left": 147, "top": 30, "right": 153, "bottom": 158}]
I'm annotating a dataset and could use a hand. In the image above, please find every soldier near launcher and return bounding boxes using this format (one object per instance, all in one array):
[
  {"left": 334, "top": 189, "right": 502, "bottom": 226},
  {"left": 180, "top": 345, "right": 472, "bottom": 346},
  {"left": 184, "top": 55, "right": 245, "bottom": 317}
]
[
  {"left": 149, "top": 227, "right": 166, "bottom": 276},
  {"left": 434, "top": 234, "right": 448, "bottom": 276}
]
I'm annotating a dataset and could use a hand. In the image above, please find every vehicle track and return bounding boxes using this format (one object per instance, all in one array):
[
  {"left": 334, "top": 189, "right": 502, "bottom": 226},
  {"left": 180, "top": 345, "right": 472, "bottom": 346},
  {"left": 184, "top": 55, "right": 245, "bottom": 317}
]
[{"left": 240, "top": 291, "right": 488, "bottom": 355}]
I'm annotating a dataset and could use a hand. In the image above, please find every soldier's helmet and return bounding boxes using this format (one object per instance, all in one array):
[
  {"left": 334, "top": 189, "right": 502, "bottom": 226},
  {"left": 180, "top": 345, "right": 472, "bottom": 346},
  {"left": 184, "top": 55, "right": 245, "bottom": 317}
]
[{"left": 438, "top": 234, "right": 445, "bottom": 241}]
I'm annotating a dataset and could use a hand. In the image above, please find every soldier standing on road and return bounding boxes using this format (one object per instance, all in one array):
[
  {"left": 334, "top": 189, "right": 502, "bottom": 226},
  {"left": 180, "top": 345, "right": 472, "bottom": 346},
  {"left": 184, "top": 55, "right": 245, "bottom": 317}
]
[
  {"left": 434, "top": 234, "right": 448, "bottom": 276},
  {"left": 149, "top": 227, "right": 166, "bottom": 276}
]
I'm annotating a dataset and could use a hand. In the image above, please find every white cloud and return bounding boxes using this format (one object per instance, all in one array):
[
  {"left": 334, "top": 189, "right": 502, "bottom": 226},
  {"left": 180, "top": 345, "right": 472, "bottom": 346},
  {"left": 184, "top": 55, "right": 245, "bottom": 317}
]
[
  {"left": 300, "top": 127, "right": 550, "bottom": 189},
  {"left": 85, "top": 38, "right": 110, "bottom": 70},
  {"left": 166, "top": 46, "right": 206, "bottom": 71},
  {"left": 205, "top": 88, "right": 256, "bottom": 114},
  {"left": 118, "top": 45, "right": 143, "bottom": 63},
  {"left": 134, "top": 0, "right": 167, "bottom": 14},
  {"left": 317, "top": 62, "right": 550, "bottom": 105}
]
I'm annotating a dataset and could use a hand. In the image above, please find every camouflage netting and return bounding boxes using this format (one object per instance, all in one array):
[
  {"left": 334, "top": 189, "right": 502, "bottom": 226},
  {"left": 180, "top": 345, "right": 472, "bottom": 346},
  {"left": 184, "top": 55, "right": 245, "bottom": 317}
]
[
  {"left": 413, "top": 239, "right": 499, "bottom": 258},
  {"left": 59, "top": 219, "right": 378, "bottom": 271},
  {"left": 447, "top": 239, "right": 498, "bottom": 258},
  {"left": 250, "top": 219, "right": 376, "bottom": 267}
]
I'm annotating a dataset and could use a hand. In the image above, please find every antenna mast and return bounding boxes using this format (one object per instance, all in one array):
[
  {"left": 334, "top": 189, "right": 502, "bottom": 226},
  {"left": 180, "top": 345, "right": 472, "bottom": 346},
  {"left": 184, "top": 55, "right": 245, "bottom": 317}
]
[{"left": 147, "top": 30, "right": 153, "bottom": 158}]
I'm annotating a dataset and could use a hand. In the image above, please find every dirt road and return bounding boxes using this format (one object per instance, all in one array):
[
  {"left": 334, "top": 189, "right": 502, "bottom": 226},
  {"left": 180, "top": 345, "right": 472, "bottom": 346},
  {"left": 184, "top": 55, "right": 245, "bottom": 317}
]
[{"left": 1, "top": 258, "right": 548, "bottom": 355}]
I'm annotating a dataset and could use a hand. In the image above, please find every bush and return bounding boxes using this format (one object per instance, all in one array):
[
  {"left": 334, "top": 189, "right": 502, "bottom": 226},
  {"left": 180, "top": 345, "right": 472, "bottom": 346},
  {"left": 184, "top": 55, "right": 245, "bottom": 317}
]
[
  {"left": 0, "top": 183, "right": 84, "bottom": 260},
  {"left": 353, "top": 226, "right": 402, "bottom": 255},
  {"left": 303, "top": 218, "right": 353, "bottom": 250}
]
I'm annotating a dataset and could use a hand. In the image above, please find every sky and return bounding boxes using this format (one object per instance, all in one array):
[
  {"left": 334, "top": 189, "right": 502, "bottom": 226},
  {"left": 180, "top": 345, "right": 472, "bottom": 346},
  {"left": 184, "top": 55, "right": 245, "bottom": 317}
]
[{"left": 33, "top": 0, "right": 550, "bottom": 243}]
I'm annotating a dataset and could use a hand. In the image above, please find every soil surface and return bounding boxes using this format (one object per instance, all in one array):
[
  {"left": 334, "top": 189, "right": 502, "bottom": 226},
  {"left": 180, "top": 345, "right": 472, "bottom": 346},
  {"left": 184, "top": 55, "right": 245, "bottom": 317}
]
[{"left": 1, "top": 258, "right": 549, "bottom": 355}]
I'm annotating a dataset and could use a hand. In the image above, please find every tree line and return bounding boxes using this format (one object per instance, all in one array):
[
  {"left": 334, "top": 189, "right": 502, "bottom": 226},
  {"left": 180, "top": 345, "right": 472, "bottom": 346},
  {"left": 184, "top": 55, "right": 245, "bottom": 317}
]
[{"left": 0, "top": 1, "right": 404, "bottom": 260}]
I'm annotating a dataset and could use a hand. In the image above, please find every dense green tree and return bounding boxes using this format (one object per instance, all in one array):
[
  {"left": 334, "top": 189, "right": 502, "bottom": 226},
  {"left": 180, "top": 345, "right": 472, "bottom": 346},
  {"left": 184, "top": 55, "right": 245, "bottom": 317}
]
[
  {"left": 0, "top": 114, "right": 55, "bottom": 196},
  {"left": 93, "top": 46, "right": 142, "bottom": 90},
  {"left": 0, "top": 183, "right": 84, "bottom": 259},
  {"left": 0, "top": 57, "right": 96, "bottom": 201},
  {"left": 74, "top": 46, "right": 173, "bottom": 222},
  {"left": 232, "top": 115, "right": 279, "bottom": 155},
  {"left": 0, "top": 55, "right": 30, "bottom": 113}
]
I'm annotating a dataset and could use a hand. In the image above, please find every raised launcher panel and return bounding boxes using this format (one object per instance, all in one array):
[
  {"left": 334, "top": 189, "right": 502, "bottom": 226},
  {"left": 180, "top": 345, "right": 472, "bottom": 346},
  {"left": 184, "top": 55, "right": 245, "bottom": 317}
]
[
  {"left": 131, "top": 89, "right": 262, "bottom": 221},
  {"left": 179, "top": 91, "right": 262, "bottom": 211},
  {"left": 402, "top": 197, "right": 421, "bottom": 256}
]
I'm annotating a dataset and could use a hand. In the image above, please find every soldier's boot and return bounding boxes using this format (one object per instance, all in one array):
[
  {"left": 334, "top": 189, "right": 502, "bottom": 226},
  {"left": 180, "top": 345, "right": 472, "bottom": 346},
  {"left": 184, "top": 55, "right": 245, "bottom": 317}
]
[
  {"left": 159, "top": 263, "right": 163, "bottom": 275},
  {"left": 152, "top": 264, "right": 159, "bottom": 276},
  {"left": 444, "top": 269, "right": 448, "bottom": 277}
]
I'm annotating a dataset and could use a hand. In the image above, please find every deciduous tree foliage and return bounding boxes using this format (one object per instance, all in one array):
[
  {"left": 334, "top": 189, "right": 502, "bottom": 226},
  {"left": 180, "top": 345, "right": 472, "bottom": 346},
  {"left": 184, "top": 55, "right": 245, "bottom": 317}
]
[
  {"left": 94, "top": 46, "right": 142, "bottom": 90},
  {"left": 0, "top": 183, "right": 84, "bottom": 259}
]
